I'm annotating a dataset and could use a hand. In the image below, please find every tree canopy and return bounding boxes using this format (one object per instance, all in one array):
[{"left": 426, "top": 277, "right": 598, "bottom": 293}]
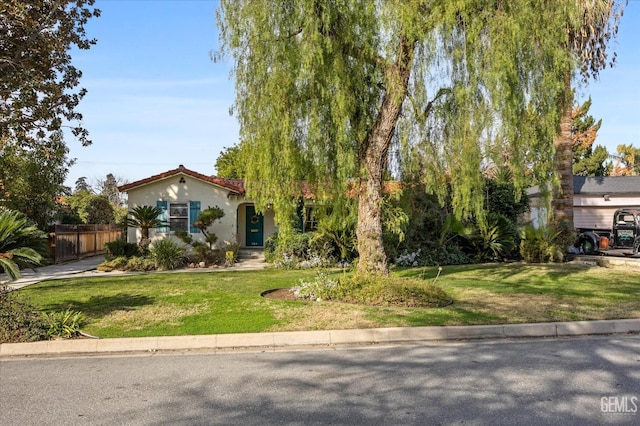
[
  {"left": 217, "top": 0, "right": 592, "bottom": 274},
  {"left": 1, "top": 0, "right": 100, "bottom": 148},
  {"left": 572, "top": 98, "right": 611, "bottom": 177},
  {"left": 214, "top": 145, "right": 245, "bottom": 179},
  {"left": 0, "top": 131, "right": 73, "bottom": 229}
]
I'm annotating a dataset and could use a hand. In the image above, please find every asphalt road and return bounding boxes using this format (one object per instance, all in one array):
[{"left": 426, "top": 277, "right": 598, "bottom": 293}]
[{"left": 1, "top": 335, "right": 639, "bottom": 425}]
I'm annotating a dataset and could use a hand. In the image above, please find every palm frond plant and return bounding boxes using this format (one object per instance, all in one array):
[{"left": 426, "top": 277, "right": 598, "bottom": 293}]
[
  {"left": 0, "top": 208, "right": 48, "bottom": 280},
  {"left": 126, "top": 205, "right": 167, "bottom": 243}
]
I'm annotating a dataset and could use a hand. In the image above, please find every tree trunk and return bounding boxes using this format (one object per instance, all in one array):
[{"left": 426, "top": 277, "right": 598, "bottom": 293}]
[
  {"left": 356, "top": 37, "right": 414, "bottom": 275},
  {"left": 551, "top": 70, "right": 574, "bottom": 230}
]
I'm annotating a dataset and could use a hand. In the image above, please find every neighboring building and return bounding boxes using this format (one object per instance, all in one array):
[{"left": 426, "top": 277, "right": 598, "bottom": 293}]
[
  {"left": 527, "top": 176, "right": 640, "bottom": 231},
  {"left": 118, "top": 165, "right": 276, "bottom": 248}
]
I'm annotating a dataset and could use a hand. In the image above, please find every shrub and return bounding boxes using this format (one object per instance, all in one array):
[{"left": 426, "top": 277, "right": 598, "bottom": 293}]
[
  {"left": 97, "top": 256, "right": 156, "bottom": 272},
  {"left": 41, "top": 309, "right": 84, "bottom": 339},
  {"left": 104, "top": 240, "right": 139, "bottom": 259},
  {"left": 458, "top": 213, "right": 517, "bottom": 262},
  {"left": 520, "top": 224, "right": 564, "bottom": 263},
  {"left": 97, "top": 256, "right": 128, "bottom": 271},
  {"left": 293, "top": 273, "right": 451, "bottom": 308},
  {"left": 149, "top": 239, "right": 187, "bottom": 270},
  {"left": 266, "top": 232, "right": 337, "bottom": 269},
  {"left": 293, "top": 271, "right": 339, "bottom": 300},
  {"left": 125, "top": 256, "right": 157, "bottom": 271},
  {"left": 0, "top": 285, "right": 48, "bottom": 343}
]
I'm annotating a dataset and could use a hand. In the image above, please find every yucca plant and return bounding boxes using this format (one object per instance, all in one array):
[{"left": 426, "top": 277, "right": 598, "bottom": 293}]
[
  {"left": 149, "top": 239, "right": 187, "bottom": 270},
  {"left": 41, "top": 309, "right": 84, "bottom": 339},
  {"left": 0, "top": 208, "right": 48, "bottom": 280},
  {"left": 520, "top": 224, "right": 564, "bottom": 263}
]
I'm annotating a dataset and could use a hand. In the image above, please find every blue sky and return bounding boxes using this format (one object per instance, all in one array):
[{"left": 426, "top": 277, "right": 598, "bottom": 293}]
[{"left": 66, "top": 0, "right": 640, "bottom": 188}]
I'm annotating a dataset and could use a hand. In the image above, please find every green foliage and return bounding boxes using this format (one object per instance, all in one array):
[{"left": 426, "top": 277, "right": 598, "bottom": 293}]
[
  {"left": 294, "top": 272, "right": 451, "bottom": 308},
  {"left": 41, "top": 309, "right": 84, "bottom": 339},
  {"left": 572, "top": 98, "right": 611, "bottom": 177},
  {"left": 193, "top": 206, "right": 225, "bottom": 248},
  {"left": 104, "top": 240, "right": 139, "bottom": 259},
  {"left": 1, "top": 0, "right": 100, "bottom": 148},
  {"left": 174, "top": 230, "right": 193, "bottom": 245},
  {"left": 126, "top": 205, "right": 166, "bottom": 242},
  {"left": 458, "top": 213, "right": 518, "bottom": 262},
  {"left": 124, "top": 256, "right": 156, "bottom": 272},
  {"left": 83, "top": 195, "right": 115, "bottom": 224},
  {"left": 214, "top": 145, "right": 245, "bottom": 178},
  {"left": 0, "top": 208, "right": 47, "bottom": 280},
  {"left": 149, "top": 239, "right": 187, "bottom": 271},
  {"left": 265, "top": 232, "right": 338, "bottom": 269},
  {"left": 484, "top": 177, "right": 529, "bottom": 224},
  {"left": 97, "top": 256, "right": 156, "bottom": 272},
  {"left": 520, "top": 224, "right": 564, "bottom": 263},
  {"left": 218, "top": 0, "right": 580, "bottom": 274},
  {"left": 0, "top": 131, "right": 73, "bottom": 230},
  {"left": 66, "top": 192, "right": 116, "bottom": 224},
  {"left": 0, "top": 285, "right": 48, "bottom": 343}
]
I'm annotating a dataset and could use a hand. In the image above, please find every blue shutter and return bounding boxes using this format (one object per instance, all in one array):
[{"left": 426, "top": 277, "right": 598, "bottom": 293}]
[
  {"left": 189, "top": 201, "right": 201, "bottom": 233},
  {"left": 156, "top": 201, "right": 168, "bottom": 233}
]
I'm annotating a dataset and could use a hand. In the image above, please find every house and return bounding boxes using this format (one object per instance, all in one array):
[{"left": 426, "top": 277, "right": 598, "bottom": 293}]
[
  {"left": 118, "top": 165, "right": 277, "bottom": 248},
  {"left": 527, "top": 176, "right": 640, "bottom": 231}
]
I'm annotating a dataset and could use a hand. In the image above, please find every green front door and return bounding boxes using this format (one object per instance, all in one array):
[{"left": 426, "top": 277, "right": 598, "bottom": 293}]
[{"left": 245, "top": 205, "right": 264, "bottom": 246}]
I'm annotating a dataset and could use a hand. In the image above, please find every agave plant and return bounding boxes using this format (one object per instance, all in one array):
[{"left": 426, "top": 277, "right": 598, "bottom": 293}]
[
  {"left": 0, "top": 208, "right": 47, "bottom": 280},
  {"left": 126, "top": 205, "right": 167, "bottom": 243}
]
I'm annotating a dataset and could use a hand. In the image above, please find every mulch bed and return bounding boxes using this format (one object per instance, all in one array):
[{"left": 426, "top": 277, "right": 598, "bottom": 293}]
[{"left": 261, "top": 288, "right": 301, "bottom": 301}]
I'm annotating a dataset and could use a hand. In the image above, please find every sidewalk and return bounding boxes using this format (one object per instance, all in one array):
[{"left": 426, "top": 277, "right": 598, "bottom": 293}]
[
  {"left": 1, "top": 256, "right": 107, "bottom": 290},
  {"left": 2, "top": 319, "right": 639, "bottom": 358},
  {"left": 1, "top": 254, "right": 267, "bottom": 290}
]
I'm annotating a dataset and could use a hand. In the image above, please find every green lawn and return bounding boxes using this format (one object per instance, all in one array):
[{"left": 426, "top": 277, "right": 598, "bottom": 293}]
[{"left": 16, "top": 263, "right": 640, "bottom": 338}]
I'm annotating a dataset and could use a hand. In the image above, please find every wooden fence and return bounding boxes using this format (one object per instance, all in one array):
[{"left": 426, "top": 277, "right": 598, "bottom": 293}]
[{"left": 49, "top": 224, "right": 124, "bottom": 264}]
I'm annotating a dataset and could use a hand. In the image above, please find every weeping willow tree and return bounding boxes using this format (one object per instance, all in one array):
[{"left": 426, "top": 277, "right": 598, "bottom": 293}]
[{"left": 217, "top": 0, "right": 582, "bottom": 275}]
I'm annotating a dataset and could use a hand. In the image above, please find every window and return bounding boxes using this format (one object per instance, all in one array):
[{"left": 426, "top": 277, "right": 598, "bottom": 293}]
[
  {"left": 304, "top": 207, "right": 318, "bottom": 232},
  {"left": 169, "top": 203, "right": 188, "bottom": 232},
  {"left": 156, "top": 200, "right": 201, "bottom": 234}
]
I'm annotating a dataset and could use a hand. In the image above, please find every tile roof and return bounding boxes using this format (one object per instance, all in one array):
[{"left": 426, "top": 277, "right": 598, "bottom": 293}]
[{"left": 117, "top": 165, "right": 245, "bottom": 195}]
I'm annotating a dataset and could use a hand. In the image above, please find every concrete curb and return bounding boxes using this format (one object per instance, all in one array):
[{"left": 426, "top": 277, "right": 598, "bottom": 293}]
[{"left": 2, "top": 319, "right": 638, "bottom": 358}]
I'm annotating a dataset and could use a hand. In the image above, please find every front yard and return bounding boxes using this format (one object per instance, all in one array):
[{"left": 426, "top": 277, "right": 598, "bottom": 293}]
[{"left": 16, "top": 263, "right": 640, "bottom": 338}]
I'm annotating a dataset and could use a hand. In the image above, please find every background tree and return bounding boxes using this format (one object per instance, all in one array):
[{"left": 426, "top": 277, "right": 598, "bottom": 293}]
[
  {"left": 572, "top": 98, "right": 611, "bottom": 176},
  {"left": 74, "top": 177, "right": 92, "bottom": 194},
  {"left": 96, "top": 173, "right": 127, "bottom": 206},
  {"left": 1, "top": 0, "right": 100, "bottom": 149},
  {"left": 551, "top": 0, "right": 624, "bottom": 230},
  {"left": 95, "top": 173, "right": 128, "bottom": 225},
  {"left": 66, "top": 192, "right": 115, "bottom": 224},
  {"left": 0, "top": 131, "right": 73, "bottom": 229},
  {"left": 214, "top": 145, "right": 245, "bottom": 179},
  {"left": 218, "top": 1, "right": 582, "bottom": 275},
  {"left": 610, "top": 144, "right": 640, "bottom": 176}
]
